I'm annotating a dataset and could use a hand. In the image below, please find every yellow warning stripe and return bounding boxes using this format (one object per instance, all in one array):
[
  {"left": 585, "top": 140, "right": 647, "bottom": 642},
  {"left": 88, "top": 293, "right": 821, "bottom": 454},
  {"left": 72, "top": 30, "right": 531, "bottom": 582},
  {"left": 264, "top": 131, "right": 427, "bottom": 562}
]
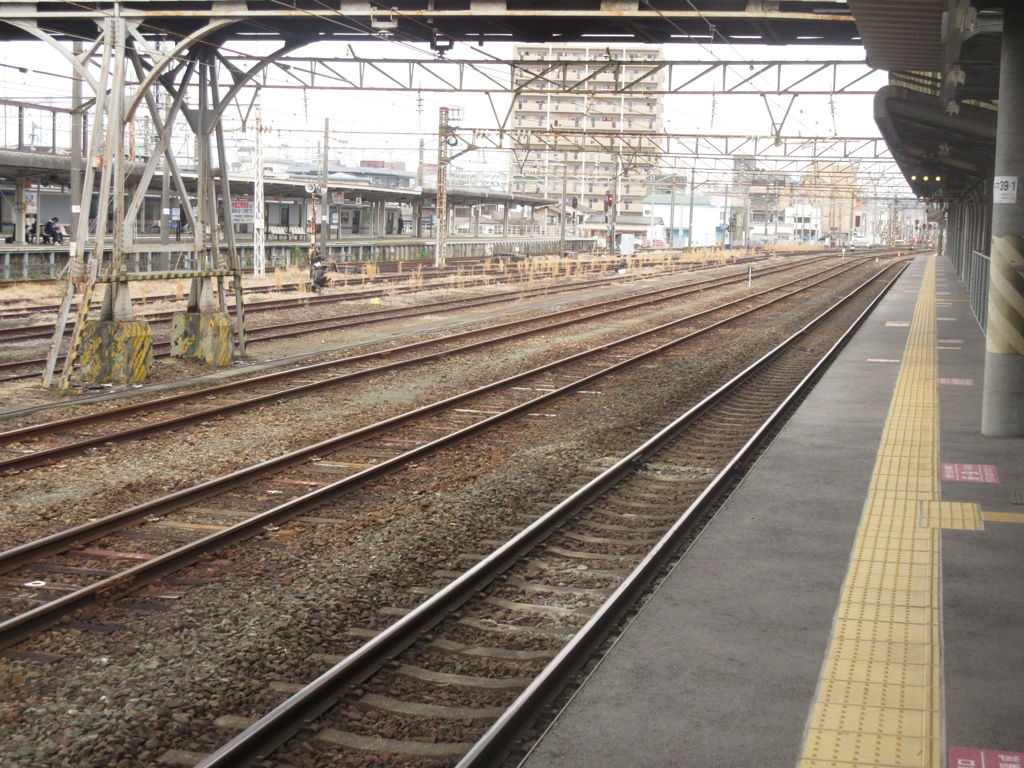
[
  {"left": 982, "top": 511, "right": 1024, "bottom": 524},
  {"left": 95, "top": 269, "right": 241, "bottom": 283},
  {"left": 798, "top": 256, "right": 943, "bottom": 768}
]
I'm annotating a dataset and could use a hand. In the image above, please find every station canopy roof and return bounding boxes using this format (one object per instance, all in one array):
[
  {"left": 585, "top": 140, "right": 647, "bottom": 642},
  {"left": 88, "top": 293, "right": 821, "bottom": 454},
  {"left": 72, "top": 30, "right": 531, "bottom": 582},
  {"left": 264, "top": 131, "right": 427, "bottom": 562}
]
[
  {"left": 848, "top": 0, "right": 1004, "bottom": 200},
  {"left": 0, "top": 2, "right": 862, "bottom": 46},
  {"left": 0, "top": 150, "right": 555, "bottom": 208}
]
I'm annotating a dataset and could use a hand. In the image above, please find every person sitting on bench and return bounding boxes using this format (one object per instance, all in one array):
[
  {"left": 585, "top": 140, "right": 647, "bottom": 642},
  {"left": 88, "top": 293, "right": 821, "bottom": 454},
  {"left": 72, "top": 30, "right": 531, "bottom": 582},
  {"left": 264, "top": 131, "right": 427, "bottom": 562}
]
[{"left": 43, "top": 217, "right": 65, "bottom": 245}]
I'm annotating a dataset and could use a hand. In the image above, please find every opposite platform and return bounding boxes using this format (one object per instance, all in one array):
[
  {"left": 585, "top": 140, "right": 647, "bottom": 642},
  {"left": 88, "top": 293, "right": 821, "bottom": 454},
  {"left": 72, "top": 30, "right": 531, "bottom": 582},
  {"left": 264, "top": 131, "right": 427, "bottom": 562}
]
[{"left": 520, "top": 252, "right": 1024, "bottom": 768}]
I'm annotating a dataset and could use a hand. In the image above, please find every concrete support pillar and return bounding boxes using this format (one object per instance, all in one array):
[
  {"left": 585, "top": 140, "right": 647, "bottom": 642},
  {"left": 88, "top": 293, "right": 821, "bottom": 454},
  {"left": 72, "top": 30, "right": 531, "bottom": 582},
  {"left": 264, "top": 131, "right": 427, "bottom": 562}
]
[
  {"left": 982, "top": 2, "right": 1024, "bottom": 436},
  {"left": 172, "top": 276, "right": 231, "bottom": 366},
  {"left": 503, "top": 205, "right": 510, "bottom": 236},
  {"left": 100, "top": 282, "right": 135, "bottom": 322},
  {"left": 13, "top": 181, "right": 26, "bottom": 245}
]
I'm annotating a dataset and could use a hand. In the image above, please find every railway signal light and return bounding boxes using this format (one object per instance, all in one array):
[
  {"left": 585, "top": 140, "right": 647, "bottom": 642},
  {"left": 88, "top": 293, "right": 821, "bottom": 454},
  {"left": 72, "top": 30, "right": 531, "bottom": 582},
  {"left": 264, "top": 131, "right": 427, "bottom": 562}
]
[{"left": 572, "top": 196, "right": 578, "bottom": 209}]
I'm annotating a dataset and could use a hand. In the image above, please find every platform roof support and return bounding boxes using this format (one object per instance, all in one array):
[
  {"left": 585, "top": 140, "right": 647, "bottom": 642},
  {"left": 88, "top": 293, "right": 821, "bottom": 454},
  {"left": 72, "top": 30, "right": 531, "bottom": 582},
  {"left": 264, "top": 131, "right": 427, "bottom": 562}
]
[
  {"left": 981, "top": 2, "right": 1024, "bottom": 436},
  {"left": 39, "top": 11, "right": 257, "bottom": 385}
]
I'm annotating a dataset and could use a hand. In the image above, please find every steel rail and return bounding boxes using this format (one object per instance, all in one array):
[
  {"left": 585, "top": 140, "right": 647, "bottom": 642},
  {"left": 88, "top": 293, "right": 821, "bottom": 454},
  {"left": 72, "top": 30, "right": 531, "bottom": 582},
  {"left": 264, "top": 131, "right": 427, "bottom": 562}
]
[
  {"left": 0, "top": 259, "right": 823, "bottom": 470},
  {"left": 0, "top": 258, "right": 774, "bottom": 430},
  {"left": 0, "top": 262, "right": 605, "bottom": 342},
  {"left": 0, "top": 258, "right": 755, "bottom": 380},
  {"left": 0, "top": 253, "right": 694, "bottom": 324},
  {"left": 196, "top": 261, "right": 909, "bottom": 768},
  {"left": 0, "top": 260, "right": 872, "bottom": 650},
  {"left": 456, "top": 260, "right": 909, "bottom": 768},
  {"left": 0, "top": 262, "right": 479, "bottom": 316},
  {"left": 0, "top": 266, "right": 566, "bottom": 343}
]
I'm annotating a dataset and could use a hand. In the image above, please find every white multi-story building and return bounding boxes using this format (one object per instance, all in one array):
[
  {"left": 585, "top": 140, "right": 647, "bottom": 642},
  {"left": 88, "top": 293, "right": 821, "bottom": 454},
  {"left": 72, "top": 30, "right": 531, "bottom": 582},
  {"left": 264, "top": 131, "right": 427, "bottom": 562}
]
[{"left": 509, "top": 45, "right": 665, "bottom": 222}]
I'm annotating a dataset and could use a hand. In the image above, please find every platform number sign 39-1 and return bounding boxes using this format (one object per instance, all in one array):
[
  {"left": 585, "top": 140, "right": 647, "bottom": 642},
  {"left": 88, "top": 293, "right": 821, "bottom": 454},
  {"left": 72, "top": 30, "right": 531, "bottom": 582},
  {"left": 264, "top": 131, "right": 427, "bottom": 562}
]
[{"left": 994, "top": 176, "right": 1018, "bottom": 204}]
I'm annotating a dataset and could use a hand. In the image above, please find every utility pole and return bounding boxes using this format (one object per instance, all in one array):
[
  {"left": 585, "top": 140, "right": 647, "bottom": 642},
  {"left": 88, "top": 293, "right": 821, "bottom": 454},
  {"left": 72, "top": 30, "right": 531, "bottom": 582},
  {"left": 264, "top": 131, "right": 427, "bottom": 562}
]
[
  {"left": 159, "top": 81, "right": 170, "bottom": 247},
  {"left": 319, "top": 118, "right": 329, "bottom": 260},
  {"left": 744, "top": 193, "right": 752, "bottom": 248},
  {"left": 69, "top": 40, "right": 84, "bottom": 277},
  {"left": 723, "top": 186, "right": 730, "bottom": 248},
  {"left": 558, "top": 159, "right": 568, "bottom": 257},
  {"left": 890, "top": 197, "right": 897, "bottom": 245},
  {"left": 608, "top": 150, "right": 620, "bottom": 253},
  {"left": 849, "top": 187, "right": 856, "bottom": 243},
  {"left": 435, "top": 106, "right": 450, "bottom": 268},
  {"left": 669, "top": 182, "right": 677, "bottom": 247},
  {"left": 416, "top": 92, "right": 425, "bottom": 186},
  {"left": 687, "top": 170, "right": 696, "bottom": 247},
  {"left": 253, "top": 110, "right": 265, "bottom": 277}
]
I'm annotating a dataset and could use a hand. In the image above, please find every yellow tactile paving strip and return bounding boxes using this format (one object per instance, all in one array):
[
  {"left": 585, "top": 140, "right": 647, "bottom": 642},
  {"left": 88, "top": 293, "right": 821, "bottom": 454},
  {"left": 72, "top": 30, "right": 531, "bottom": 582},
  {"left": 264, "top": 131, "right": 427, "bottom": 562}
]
[
  {"left": 920, "top": 501, "right": 982, "bottom": 531},
  {"left": 982, "top": 511, "right": 1024, "bottom": 524},
  {"left": 798, "top": 256, "right": 944, "bottom": 768}
]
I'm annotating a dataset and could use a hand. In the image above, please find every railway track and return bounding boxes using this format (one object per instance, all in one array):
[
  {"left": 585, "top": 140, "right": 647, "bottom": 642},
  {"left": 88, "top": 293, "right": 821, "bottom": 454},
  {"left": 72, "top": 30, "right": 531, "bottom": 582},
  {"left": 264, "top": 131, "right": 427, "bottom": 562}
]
[
  {"left": 0, "top": 261, "right": 549, "bottom": 331},
  {"left": 0, "top": 258, "right": 891, "bottom": 653},
  {"left": 0, "top": 257, "right": 757, "bottom": 381},
  {"left": 0, "top": 257, "right": 839, "bottom": 471},
  {"left": 184, "top": 259, "right": 907, "bottom": 768},
  {"left": 0, "top": 258, "right": 489, "bottom": 309},
  {"left": 0, "top": 253, "right": 687, "bottom": 320}
]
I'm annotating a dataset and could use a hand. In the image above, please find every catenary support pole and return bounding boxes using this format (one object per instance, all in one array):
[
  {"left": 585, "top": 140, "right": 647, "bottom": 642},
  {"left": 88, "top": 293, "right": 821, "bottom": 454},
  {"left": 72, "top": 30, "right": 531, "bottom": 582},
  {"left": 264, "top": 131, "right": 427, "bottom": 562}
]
[
  {"left": 982, "top": 2, "right": 1024, "bottom": 436},
  {"left": 69, "top": 40, "right": 84, "bottom": 265},
  {"left": 669, "top": 182, "right": 676, "bottom": 247},
  {"left": 253, "top": 111, "right": 265, "bottom": 276},
  {"left": 558, "top": 159, "right": 567, "bottom": 257},
  {"left": 434, "top": 107, "right": 449, "bottom": 268},
  {"left": 687, "top": 172, "right": 695, "bottom": 247},
  {"left": 319, "top": 119, "right": 329, "bottom": 259}
]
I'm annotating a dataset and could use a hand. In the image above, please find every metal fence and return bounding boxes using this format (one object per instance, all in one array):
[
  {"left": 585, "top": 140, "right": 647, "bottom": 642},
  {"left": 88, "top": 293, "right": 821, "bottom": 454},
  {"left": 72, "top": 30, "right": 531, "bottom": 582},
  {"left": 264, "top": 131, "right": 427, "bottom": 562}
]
[
  {"left": 943, "top": 200, "right": 991, "bottom": 333},
  {"left": 966, "top": 250, "right": 990, "bottom": 332}
]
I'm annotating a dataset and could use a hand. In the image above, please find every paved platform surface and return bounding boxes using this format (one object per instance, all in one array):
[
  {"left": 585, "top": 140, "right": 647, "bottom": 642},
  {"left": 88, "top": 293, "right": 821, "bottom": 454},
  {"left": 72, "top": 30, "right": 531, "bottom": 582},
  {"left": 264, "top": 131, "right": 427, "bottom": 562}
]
[{"left": 520, "top": 252, "right": 1024, "bottom": 768}]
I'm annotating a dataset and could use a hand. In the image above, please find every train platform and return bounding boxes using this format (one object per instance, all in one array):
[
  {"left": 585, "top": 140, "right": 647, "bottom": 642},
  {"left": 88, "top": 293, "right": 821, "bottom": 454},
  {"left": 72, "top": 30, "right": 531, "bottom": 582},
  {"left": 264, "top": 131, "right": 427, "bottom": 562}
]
[{"left": 520, "top": 251, "right": 1024, "bottom": 768}]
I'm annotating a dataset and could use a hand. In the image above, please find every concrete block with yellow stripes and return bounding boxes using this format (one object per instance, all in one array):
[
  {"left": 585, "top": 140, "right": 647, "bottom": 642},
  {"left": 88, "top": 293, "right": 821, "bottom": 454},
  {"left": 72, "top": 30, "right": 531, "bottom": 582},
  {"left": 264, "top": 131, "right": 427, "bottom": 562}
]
[
  {"left": 77, "top": 320, "right": 154, "bottom": 384},
  {"left": 170, "top": 311, "right": 233, "bottom": 367}
]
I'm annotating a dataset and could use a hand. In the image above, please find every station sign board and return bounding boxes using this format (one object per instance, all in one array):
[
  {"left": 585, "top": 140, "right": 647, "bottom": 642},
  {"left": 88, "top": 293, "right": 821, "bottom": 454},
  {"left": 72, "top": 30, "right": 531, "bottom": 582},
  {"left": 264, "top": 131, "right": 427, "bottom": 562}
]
[
  {"left": 994, "top": 176, "right": 1018, "bottom": 204},
  {"left": 231, "top": 200, "right": 254, "bottom": 223}
]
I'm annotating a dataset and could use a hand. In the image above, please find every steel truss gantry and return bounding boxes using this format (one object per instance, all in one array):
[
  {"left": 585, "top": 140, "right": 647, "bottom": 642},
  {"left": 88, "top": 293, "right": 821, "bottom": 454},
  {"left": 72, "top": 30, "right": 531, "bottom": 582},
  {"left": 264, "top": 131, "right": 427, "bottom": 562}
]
[
  {"left": 215, "top": 54, "right": 879, "bottom": 97},
  {"left": 20, "top": 11, "right": 264, "bottom": 386},
  {"left": 486, "top": 128, "right": 906, "bottom": 193}
]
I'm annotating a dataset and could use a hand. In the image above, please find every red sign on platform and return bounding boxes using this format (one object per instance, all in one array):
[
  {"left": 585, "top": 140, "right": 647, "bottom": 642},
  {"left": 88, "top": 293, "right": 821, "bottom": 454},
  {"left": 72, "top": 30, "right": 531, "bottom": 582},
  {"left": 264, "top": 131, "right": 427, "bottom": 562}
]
[
  {"left": 950, "top": 745, "right": 1024, "bottom": 767},
  {"left": 941, "top": 464, "right": 1000, "bottom": 483}
]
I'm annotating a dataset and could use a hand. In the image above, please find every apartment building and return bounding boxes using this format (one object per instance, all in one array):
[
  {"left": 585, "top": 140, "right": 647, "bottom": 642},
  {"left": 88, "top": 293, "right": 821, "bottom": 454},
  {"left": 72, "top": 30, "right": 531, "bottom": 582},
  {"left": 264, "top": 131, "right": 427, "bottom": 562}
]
[{"left": 509, "top": 45, "right": 665, "bottom": 221}]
